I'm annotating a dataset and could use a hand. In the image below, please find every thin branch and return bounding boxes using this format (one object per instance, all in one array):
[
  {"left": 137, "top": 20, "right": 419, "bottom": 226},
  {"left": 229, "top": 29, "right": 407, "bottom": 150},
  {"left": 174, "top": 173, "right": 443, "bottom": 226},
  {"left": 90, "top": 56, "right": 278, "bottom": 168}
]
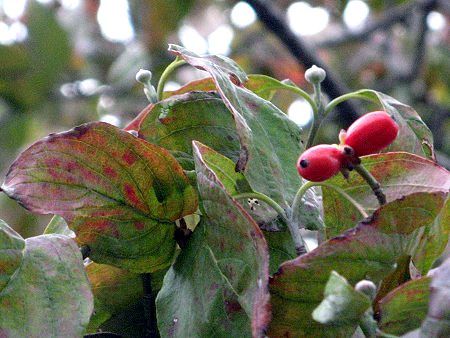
[{"left": 243, "top": 0, "right": 360, "bottom": 123}]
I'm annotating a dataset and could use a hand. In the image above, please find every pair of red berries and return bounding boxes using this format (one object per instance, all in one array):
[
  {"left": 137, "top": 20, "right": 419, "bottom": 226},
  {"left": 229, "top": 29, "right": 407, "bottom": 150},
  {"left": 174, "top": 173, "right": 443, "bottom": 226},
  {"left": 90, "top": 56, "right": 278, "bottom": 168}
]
[{"left": 297, "top": 111, "right": 399, "bottom": 182}]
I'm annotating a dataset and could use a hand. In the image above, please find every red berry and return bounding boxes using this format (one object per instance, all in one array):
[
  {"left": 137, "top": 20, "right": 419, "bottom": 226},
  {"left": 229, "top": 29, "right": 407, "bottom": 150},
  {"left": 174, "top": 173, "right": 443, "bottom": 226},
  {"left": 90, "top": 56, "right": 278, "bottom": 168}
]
[
  {"left": 297, "top": 145, "right": 344, "bottom": 182},
  {"left": 344, "top": 111, "right": 399, "bottom": 156}
]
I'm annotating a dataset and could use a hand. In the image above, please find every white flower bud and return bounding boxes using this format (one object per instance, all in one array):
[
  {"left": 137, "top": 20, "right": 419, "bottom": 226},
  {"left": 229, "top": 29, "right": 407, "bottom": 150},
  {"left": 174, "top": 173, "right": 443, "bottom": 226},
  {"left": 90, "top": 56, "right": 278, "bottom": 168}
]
[
  {"left": 355, "top": 279, "right": 377, "bottom": 300},
  {"left": 305, "top": 65, "right": 326, "bottom": 84},
  {"left": 136, "top": 69, "right": 152, "bottom": 84}
]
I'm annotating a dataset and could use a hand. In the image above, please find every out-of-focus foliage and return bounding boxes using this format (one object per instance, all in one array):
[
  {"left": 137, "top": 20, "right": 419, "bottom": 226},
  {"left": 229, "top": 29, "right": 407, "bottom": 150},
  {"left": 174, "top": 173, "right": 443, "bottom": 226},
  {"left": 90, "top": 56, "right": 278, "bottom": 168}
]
[{"left": 0, "top": 0, "right": 448, "bottom": 237}]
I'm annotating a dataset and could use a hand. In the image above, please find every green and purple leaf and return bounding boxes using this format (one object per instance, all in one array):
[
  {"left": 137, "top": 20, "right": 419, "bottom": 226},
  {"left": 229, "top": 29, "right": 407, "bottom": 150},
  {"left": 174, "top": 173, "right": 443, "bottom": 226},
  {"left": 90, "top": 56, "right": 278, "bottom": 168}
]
[
  {"left": 169, "top": 44, "right": 304, "bottom": 207},
  {"left": 156, "top": 141, "right": 270, "bottom": 338},
  {"left": 268, "top": 192, "right": 446, "bottom": 338},
  {"left": 377, "top": 277, "right": 431, "bottom": 335},
  {"left": 0, "top": 220, "right": 93, "bottom": 337},
  {"left": 1, "top": 122, "right": 198, "bottom": 272},
  {"left": 137, "top": 91, "right": 240, "bottom": 170},
  {"left": 323, "top": 152, "right": 450, "bottom": 273}
]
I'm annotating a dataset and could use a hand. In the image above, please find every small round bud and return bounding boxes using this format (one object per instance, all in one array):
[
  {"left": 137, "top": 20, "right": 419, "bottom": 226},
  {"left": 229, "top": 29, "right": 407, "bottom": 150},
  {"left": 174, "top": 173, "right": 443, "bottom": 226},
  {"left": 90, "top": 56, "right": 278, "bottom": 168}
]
[
  {"left": 136, "top": 69, "right": 152, "bottom": 84},
  {"left": 355, "top": 280, "right": 377, "bottom": 300},
  {"left": 305, "top": 65, "right": 326, "bottom": 84}
]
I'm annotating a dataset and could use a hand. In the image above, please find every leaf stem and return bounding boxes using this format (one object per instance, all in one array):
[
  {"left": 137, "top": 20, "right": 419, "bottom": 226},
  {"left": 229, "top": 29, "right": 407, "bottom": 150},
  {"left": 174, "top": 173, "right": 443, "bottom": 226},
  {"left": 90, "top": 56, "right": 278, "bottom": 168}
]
[
  {"left": 233, "top": 192, "right": 307, "bottom": 255},
  {"left": 281, "top": 82, "right": 318, "bottom": 113},
  {"left": 324, "top": 90, "right": 377, "bottom": 116},
  {"left": 291, "top": 181, "right": 368, "bottom": 227},
  {"left": 233, "top": 192, "right": 288, "bottom": 223},
  {"left": 156, "top": 58, "right": 186, "bottom": 101},
  {"left": 141, "top": 273, "right": 159, "bottom": 338},
  {"left": 306, "top": 83, "right": 324, "bottom": 149},
  {"left": 354, "top": 164, "right": 386, "bottom": 206}
]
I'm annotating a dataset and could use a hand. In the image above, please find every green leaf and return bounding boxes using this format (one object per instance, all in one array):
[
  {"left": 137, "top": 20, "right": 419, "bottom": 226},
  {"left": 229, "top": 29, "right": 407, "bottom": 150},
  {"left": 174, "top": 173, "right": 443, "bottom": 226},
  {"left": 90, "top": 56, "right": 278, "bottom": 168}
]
[
  {"left": 0, "top": 221, "right": 93, "bottom": 337},
  {"left": 85, "top": 262, "right": 167, "bottom": 335},
  {"left": 169, "top": 45, "right": 304, "bottom": 207},
  {"left": 268, "top": 192, "right": 446, "bottom": 338},
  {"left": 378, "top": 277, "right": 431, "bottom": 335},
  {"left": 312, "top": 271, "right": 371, "bottom": 329},
  {"left": 323, "top": 152, "right": 450, "bottom": 273},
  {"left": 138, "top": 91, "right": 240, "bottom": 170},
  {"left": 156, "top": 141, "right": 270, "bottom": 338},
  {"left": 44, "top": 215, "right": 75, "bottom": 237},
  {"left": 163, "top": 74, "right": 300, "bottom": 102},
  {"left": 0, "top": 219, "right": 25, "bottom": 293},
  {"left": 2, "top": 122, "right": 198, "bottom": 272},
  {"left": 193, "top": 141, "right": 296, "bottom": 274},
  {"left": 420, "top": 257, "right": 450, "bottom": 337},
  {"left": 85, "top": 263, "right": 143, "bottom": 332},
  {"left": 337, "top": 90, "right": 435, "bottom": 159}
]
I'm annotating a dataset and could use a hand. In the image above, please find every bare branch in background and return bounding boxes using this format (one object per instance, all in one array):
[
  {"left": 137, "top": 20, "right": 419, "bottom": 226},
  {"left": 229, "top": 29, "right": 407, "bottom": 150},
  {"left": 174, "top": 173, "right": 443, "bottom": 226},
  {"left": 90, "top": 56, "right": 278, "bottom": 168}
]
[
  {"left": 317, "top": 0, "right": 438, "bottom": 48},
  {"left": 243, "top": 0, "right": 361, "bottom": 123}
]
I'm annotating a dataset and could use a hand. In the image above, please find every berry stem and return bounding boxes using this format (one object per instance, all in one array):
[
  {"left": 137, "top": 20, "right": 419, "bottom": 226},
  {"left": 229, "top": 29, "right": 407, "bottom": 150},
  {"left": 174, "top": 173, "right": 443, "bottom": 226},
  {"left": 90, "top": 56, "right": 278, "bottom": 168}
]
[
  {"left": 291, "top": 181, "right": 368, "bottom": 228},
  {"left": 233, "top": 192, "right": 308, "bottom": 255},
  {"left": 156, "top": 58, "right": 186, "bottom": 101},
  {"left": 354, "top": 164, "right": 387, "bottom": 206}
]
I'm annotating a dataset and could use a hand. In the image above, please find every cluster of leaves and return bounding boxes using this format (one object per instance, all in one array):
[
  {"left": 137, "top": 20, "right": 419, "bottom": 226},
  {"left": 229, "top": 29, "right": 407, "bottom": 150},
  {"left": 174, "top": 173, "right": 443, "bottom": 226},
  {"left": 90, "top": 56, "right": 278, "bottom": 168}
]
[{"left": 0, "top": 45, "right": 449, "bottom": 337}]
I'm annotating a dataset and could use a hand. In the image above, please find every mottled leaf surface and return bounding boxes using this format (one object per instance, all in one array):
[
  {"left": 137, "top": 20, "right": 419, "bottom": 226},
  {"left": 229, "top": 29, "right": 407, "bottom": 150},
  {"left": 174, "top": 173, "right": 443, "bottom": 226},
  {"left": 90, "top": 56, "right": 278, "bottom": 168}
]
[
  {"left": 0, "top": 221, "right": 93, "bottom": 337},
  {"left": 339, "top": 90, "right": 435, "bottom": 158},
  {"left": 169, "top": 45, "right": 304, "bottom": 207},
  {"left": 312, "top": 271, "right": 371, "bottom": 330},
  {"left": 2, "top": 122, "right": 198, "bottom": 272},
  {"left": 156, "top": 142, "right": 270, "bottom": 338},
  {"left": 420, "top": 257, "right": 450, "bottom": 337},
  {"left": 268, "top": 192, "right": 446, "bottom": 338},
  {"left": 0, "top": 219, "right": 25, "bottom": 292},
  {"left": 378, "top": 277, "right": 430, "bottom": 335},
  {"left": 193, "top": 142, "right": 297, "bottom": 274},
  {"left": 323, "top": 152, "right": 450, "bottom": 273},
  {"left": 138, "top": 91, "right": 240, "bottom": 170}
]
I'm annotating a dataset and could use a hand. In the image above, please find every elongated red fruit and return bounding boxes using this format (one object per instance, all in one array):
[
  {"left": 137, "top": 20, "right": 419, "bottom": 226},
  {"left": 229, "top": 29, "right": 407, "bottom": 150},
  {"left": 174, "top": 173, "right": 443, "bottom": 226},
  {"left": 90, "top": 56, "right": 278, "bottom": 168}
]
[
  {"left": 344, "top": 111, "right": 399, "bottom": 156},
  {"left": 297, "top": 145, "right": 344, "bottom": 182}
]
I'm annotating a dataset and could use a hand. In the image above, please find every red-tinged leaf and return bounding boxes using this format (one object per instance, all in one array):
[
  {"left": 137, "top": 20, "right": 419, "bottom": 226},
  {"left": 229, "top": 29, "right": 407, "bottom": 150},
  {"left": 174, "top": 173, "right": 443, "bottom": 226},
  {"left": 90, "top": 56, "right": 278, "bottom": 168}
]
[
  {"left": 137, "top": 91, "right": 240, "bottom": 170},
  {"left": 0, "top": 221, "right": 93, "bottom": 337},
  {"left": 169, "top": 45, "right": 304, "bottom": 207},
  {"left": 124, "top": 103, "right": 153, "bottom": 132},
  {"left": 268, "top": 192, "right": 446, "bottom": 338},
  {"left": 323, "top": 152, "right": 450, "bottom": 273},
  {"left": 156, "top": 141, "right": 270, "bottom": 338},
  {"left": 2, "top": 122, "right": 198, "bottom": 272},
  {"left": 378, "top": 277, "right": 431, "bottom": 335}
]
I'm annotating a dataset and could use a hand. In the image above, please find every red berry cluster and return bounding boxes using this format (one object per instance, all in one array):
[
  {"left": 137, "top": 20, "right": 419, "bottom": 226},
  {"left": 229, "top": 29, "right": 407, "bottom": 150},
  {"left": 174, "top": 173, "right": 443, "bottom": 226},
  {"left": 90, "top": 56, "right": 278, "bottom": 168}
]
[{"left": 297, "top": 111, "right": 399, "bottom": 182}]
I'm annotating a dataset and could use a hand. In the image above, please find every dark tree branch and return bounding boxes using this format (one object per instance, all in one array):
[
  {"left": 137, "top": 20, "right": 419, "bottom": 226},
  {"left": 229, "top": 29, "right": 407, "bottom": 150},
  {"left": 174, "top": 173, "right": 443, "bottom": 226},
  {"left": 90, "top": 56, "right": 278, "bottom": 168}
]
[
  {"left": 243, "top": 0, "right": 360, "bottom": 123},
  {"left": 318, "top": 0, "right": 440, "bottom": 48},
  {"left": 141, "top": 273, "right": 159, "bottom": 338},
  {"left": 376, "top": 0, "right": 438, "bottom": 91}
]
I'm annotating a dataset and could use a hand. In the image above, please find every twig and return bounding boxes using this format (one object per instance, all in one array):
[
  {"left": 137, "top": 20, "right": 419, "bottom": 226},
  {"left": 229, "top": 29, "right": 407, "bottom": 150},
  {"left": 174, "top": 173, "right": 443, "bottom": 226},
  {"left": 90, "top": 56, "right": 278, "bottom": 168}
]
[
  {"left": 141, "top": 273, "right": 159, "bottom": 338},
  {"left": 243, "top": 0, "right": 360, "bottom": 124}
]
